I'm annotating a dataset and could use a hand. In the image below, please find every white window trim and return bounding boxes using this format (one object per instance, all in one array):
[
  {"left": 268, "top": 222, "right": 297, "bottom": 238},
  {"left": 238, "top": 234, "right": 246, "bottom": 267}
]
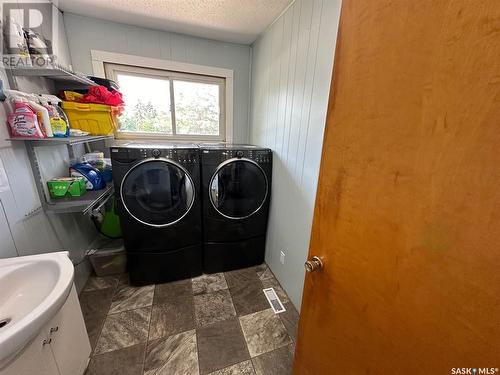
[
  {"left": 90, "top": 50, "right": 234, "bottom": 142},
  {"left": 104, "top": 63, "right": 226, "bottom": 141}
]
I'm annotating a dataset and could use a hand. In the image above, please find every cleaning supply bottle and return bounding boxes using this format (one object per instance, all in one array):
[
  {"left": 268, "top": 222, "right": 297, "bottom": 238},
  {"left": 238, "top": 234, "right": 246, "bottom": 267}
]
[
  {"left": 8, "top": 99, "right": 45, "bottom": 138},
  {"left": 28, "top": 98, "right": 53, "bottom": 137},
  {"left": 42, "top": 100, "right": 69, "bottom": 137},
  {"left": 38, "top": 94, "right": 70, "bottom": 137}
]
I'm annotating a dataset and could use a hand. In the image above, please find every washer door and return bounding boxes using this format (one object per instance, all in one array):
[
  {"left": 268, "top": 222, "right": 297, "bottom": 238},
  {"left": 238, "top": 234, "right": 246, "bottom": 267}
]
[
  {"left": 121, "top": 159, "right": 195, "bottom": 227},
  {"left": 209, "top": 158, "right": 268, "bottom": 219}
]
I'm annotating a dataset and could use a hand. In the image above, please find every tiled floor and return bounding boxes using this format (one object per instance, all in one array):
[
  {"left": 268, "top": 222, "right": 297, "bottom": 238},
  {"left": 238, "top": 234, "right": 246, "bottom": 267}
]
[{"left": 79, "top": 263, "right": 299, "bottom": 375}]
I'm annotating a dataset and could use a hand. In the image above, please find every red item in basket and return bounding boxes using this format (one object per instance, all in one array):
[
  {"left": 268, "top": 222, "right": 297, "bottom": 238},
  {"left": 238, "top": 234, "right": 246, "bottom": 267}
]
[{"left": 81, "top": 86, "right": 124, "bottom": 106}]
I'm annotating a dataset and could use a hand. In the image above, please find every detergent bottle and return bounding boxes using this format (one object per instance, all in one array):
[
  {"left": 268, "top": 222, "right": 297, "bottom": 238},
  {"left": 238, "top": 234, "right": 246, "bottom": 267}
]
[
  {"left": 70, "top": 162, "right": 106, "bottom": 191},
  {"left": 41, "top": 99, "right": 69, "bottom": 137},
  {"left": 38, "top": 94, "right": 70, "bottom": 137}
]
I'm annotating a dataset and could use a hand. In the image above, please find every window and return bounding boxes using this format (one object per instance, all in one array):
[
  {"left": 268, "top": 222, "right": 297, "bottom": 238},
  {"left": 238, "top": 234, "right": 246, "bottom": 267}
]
[{"left": 104, "top": 63, "right": 226, "bottom": 141}]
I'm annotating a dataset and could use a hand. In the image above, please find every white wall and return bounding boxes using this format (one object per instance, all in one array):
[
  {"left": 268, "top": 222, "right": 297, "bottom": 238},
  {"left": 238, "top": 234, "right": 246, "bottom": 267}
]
[
  {"left": 63, "top": 13, "right": 252, "bottom": 143},
  {"left": 250, "top": 0, "right": 342, "bottom": 308},
  {"left": 0, "top": 6, "right": 95, "bottom": 289}
]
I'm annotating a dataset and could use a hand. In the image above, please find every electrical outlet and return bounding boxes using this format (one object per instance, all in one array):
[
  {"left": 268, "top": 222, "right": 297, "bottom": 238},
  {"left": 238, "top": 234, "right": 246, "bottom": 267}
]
[{"left": 280, "top": 250, "right": 286, "bottom": 265}]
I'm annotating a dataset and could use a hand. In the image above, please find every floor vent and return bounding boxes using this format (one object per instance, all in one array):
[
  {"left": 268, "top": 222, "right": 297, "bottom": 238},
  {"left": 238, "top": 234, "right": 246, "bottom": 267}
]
[{"left": 263, "top": 287, "right": 286, "bottom": 313}]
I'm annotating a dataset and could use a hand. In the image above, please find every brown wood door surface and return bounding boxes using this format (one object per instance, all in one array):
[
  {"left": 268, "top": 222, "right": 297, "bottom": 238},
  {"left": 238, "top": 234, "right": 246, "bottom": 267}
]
[{"left": 294, "top": 1, "right": 500, "bottom": 374}]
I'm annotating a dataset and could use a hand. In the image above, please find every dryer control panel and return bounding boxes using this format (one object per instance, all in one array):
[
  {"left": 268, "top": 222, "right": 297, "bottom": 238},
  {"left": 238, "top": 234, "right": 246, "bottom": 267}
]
[
  {"left": 202, "top": 149, "right": 272, "bottom": 164},
  {"left": 111, "top": 147, "right": 199, "bottom": 164}
]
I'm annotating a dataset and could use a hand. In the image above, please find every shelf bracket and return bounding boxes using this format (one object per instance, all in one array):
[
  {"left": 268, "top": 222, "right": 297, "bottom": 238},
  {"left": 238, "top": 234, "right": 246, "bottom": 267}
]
[{"left": 24, "top": 141, "right": 50, "bottom": 211}]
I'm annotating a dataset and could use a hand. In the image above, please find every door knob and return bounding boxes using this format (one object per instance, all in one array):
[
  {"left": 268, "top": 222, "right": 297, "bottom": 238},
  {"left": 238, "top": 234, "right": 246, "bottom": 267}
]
[{"left": 304, "top": 256, "right": 323, "bottom": 272}]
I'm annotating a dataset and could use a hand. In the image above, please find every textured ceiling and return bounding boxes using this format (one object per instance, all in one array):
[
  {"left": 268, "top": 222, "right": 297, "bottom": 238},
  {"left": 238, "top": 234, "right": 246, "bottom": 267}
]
[{"left": 57, "top": 0, "right": 293, "bottom": 44}]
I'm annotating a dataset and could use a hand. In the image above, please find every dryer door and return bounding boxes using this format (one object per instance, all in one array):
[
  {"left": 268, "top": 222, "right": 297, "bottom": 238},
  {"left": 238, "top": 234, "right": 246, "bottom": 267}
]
[
  {"left": 121, "top": 159, "right": 195, "bottom": 227},
  {"left": 209, "top": 158, "right": 268, "bottom": 219}
]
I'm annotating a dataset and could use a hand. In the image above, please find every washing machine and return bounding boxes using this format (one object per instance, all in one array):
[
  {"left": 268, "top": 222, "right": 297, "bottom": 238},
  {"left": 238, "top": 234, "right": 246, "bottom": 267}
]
[
  {"left": 110, "top": 143, "right": 202, "bottom": 285},
  {"left": 201, "top": 144, "right": 272, "bottom": 273}
]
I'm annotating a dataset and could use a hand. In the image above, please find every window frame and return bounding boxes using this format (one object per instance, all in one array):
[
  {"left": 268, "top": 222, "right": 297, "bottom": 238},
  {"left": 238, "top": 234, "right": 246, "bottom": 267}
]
[
  {"left": 90, "top": 50, "right": 234, "bottom": 142},
  {"left": 105, "top": 63, "right": 226, "bottom": 141}
]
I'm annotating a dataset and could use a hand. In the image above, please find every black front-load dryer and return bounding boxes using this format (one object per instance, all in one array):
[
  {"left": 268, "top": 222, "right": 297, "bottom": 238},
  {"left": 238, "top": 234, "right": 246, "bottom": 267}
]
[
  {"left": 111, "top": 143, "right": 202, "bottom": 285},
  {"left": 201, "top": 144, "right": 272, "bottom": 273}
]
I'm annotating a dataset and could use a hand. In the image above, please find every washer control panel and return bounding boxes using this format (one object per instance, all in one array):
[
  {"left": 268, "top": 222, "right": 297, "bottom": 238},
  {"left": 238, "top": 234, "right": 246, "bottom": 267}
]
[
  {"left": 254, "top": 150, "right": 272, "bottom": 164},
  {"left": 111, "top": 147, "right": 199, "bottom": 164}
]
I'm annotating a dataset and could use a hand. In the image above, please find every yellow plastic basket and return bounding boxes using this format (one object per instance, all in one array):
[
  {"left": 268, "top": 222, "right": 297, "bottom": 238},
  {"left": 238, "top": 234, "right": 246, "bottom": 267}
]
[{"left": 61, "top": 101, "right": 117, "bottom": 135}]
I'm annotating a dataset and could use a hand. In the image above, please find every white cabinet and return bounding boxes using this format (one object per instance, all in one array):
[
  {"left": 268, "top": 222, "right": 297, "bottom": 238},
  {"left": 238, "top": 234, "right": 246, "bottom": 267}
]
[
  {"left": 0, "top": 326, "right": 59, "bottom": 375},
  {"left": 1, "top": 285, "right": 91, "bottom": 375},
  {"left": 49, "top": 285, "right": 91, "bottom": 375}
]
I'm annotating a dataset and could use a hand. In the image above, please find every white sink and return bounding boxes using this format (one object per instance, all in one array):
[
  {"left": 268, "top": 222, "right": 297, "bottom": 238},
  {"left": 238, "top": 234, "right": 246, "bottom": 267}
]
[{"left": 0, "top": 252, "right": 74, "bottom": 366}]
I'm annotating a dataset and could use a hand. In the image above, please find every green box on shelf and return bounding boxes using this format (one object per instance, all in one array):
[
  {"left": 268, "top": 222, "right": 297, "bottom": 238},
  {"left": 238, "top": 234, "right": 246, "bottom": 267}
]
[{"left": 47, "top": 177, "right": 87, "bottom": 198}]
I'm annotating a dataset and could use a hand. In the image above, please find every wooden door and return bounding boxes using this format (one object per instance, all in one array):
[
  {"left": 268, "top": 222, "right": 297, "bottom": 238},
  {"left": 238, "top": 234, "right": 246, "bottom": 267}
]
[{"left": 294, "top": 1, "right": 500, "bottom": 374}]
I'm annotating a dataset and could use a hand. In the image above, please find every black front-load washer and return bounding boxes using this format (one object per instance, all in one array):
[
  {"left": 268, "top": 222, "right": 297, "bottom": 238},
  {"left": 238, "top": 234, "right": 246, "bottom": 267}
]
[
  {"left": 200, "top": 144, "right": 272, "bottom": 273},
  {"left": 110, "top": 143, "right": 202, "bottom": 285}
]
